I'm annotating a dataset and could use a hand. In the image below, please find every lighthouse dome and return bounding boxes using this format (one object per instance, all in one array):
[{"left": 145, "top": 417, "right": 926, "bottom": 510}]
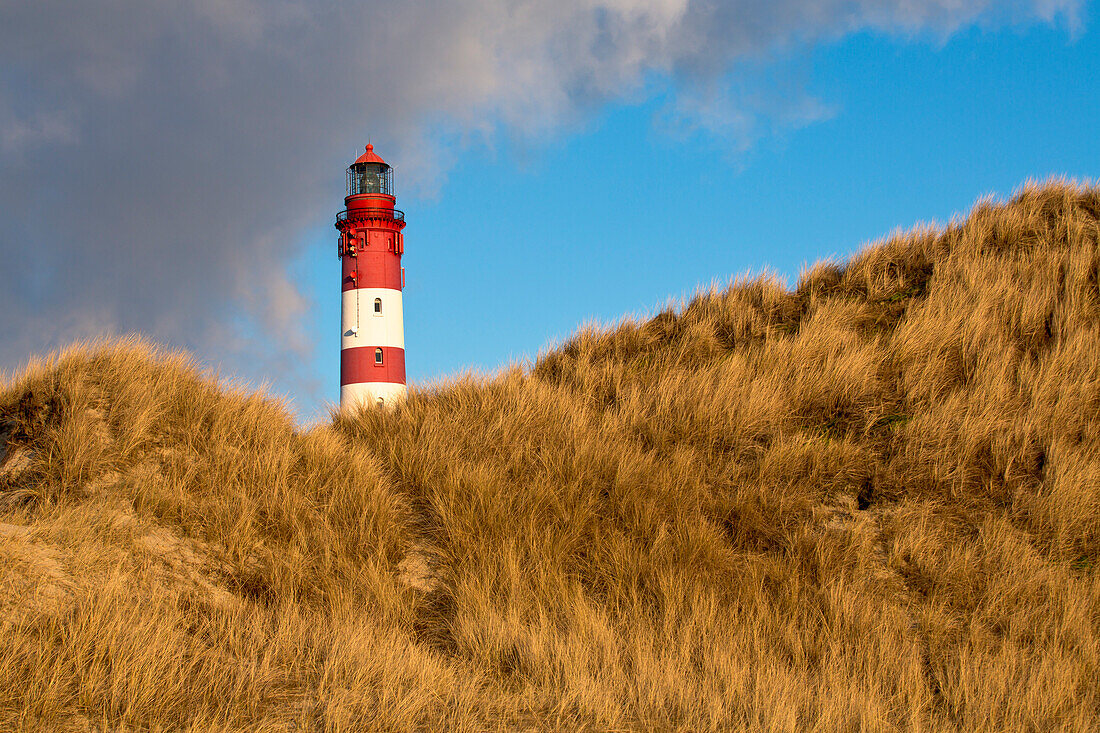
[
  {"left": 353, "top": 143, "right": 387, "bottom": 166},
  {"left": 347, "top": 144, "right": 393, "bottom": 196}
]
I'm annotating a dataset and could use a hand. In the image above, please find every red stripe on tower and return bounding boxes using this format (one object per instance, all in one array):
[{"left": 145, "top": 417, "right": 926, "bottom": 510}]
[
  {"left": 341, "top": 346, "right": 405, "bottom": 384},
  {"left": 335, "top": 144, "right": 408, "bottom": 411}
]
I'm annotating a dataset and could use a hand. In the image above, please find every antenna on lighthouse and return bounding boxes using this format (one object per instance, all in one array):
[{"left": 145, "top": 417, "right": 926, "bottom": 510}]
[{"left": 334, "top": 144, "right": 407, "bottom": 411}]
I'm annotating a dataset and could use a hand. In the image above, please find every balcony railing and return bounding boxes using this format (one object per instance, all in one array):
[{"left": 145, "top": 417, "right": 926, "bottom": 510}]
[{"left": 336, "top": 208, "right": 405, "bottom": 224}]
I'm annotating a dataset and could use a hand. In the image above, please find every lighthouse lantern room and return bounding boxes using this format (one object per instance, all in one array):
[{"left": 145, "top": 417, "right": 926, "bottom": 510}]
[{"left": 335, "top": 144, "right": 407, "bottom": 410}]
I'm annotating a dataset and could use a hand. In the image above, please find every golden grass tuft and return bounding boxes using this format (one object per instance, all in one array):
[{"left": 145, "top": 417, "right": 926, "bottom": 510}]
[{"left": 2, "top": 179, "right": 1099, "bottom": 731}]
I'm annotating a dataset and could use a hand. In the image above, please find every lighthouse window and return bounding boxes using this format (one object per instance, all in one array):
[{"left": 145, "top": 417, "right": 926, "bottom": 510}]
[
  {"left": 374, "top": 298, "right": 382, "bottom": 315},
  {"left": 375, "top": 348, "right": 383, "bottom": 365}
]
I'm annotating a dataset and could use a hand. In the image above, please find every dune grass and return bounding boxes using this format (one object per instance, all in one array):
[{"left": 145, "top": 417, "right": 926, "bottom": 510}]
[{"left": 1, "top": 180, "right": 1098, "bottom": 731}]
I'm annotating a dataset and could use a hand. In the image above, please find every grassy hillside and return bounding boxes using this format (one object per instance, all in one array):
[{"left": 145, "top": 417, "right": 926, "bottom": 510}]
[{"left": 1, "top": 180, "right": 1099, "bottom": 732}]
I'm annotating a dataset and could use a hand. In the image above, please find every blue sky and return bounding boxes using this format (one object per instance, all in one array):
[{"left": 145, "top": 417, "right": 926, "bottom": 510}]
[
  {"left": 1, "top": 1, "right": 1095, "bottom": 422},
  {"left": 290, "top": 18, "right": 1099, "bottom": 416}
]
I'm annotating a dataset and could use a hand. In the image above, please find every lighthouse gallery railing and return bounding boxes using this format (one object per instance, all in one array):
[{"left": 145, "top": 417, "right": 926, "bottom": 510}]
[{"left": 336, "top": 208, "right": 404, "bottom": 224}]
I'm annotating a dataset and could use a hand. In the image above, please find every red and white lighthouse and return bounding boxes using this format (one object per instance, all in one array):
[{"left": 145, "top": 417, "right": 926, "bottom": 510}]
[{"left": 335, "top": 144, "right": 407, "bottom": 410}]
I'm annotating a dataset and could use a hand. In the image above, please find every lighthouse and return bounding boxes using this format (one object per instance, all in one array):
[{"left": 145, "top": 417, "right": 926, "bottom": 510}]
[{"left": 335, "top": 144, "right": 407, "bottom": 410}]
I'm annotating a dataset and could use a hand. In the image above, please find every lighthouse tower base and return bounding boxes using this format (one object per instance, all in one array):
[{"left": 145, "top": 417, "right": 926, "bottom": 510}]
[{"left": 341, "top": 382, "right": 407, "bottom": 411}]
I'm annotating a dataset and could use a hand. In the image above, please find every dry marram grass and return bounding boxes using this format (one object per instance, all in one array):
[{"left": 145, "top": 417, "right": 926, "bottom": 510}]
[{"left": 1, "top": 180, "right": 1099, "bottom": 731}]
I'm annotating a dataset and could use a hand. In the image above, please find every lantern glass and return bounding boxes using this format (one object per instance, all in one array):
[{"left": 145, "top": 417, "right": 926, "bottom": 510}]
[{"left": 347, "top": 163, "right": 393, "bottom": 196}]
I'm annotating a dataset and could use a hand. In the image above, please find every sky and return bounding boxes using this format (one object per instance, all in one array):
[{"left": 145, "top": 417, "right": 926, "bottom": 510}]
[{"left": 1, "top": 0, "right": 1097, "bottom": 421}]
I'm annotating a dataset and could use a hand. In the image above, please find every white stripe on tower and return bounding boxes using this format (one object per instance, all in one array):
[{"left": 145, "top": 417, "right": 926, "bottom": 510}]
[
  {"left": 341, "top": 382, "right": 407, "bottom": 409},
  {"left": 340, "top": 288, "right": 404, "bottom": 349}
]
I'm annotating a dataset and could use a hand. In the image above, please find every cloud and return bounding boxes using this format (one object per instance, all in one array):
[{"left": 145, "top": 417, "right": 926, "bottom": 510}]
[{"left": 0, "top": 0, "right": 1081, "bottom": 407}]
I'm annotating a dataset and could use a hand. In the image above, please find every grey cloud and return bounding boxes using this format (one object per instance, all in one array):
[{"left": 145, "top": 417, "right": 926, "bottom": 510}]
[{"left": 0, "top": 0, "right": 1080, "bottom": 408}]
